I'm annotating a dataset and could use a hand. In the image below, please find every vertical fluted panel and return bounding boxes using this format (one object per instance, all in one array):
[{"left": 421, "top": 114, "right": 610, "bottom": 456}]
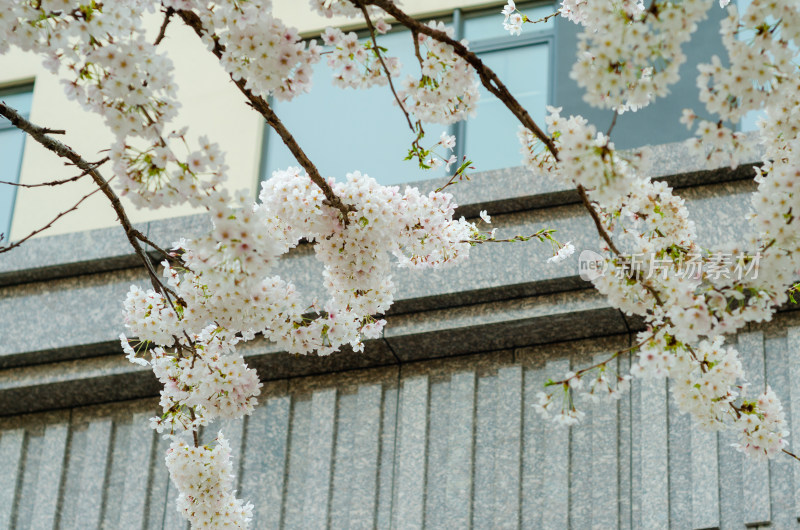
[
  {"left": 240, "top": 380, "right": 290, "bottom": 529},
  {"left": 29, "top": 415, "right": 70, "bottom": 530},
  {"left": 0, "top": 428, "right": 25, "bottom": 529},
  {"left": 590, "top": 354, "right": 619, "bottom": 529},
  {"left": 394, "top": 375, "right": 429, "bottom": 529},
  {"left": 764, "top": 330, "right": 800, "bottom": 530},
  {"left": 376, "top": 379, "right": 398, "bottom": 530},
  {"left": 668, "top": 392, "right": 691, "bottom": 530},
  {"left": 639, "top": 377, "right": 669, "bottom": 529},
  {"left": 424, "top": 372, "right": 452, "bottom": 529},
  {"left": 328, "top": 389, "right": 357, "bottom": 529},
  {"left": 116, "top": 411, "right": 157, "bottom": 530},
  {"left": 570, "top": 355, "right": 594, "bottom": 529},
  {"left": 788, "top": 327, "right": 800, "bottom": 521},
  {"left": 493, "top": 365, "right": 523, "bottom": 529},
  {"left": 521, "top": 353, "right": 546, "bottom": 530},
  {"left": 617, "top": 352, "right": 633, "bottom": 530},
  {"left": 738, "top": 331, "right": 771, "bottom": 527},
  {"left": 283, "top": 394, "right": 310, "bottom": 527},
  {"left": 303, "top": 388, "right": 337, "bottom": 529},
  {"left": 717, "top": 417, "right": 743, "bottom": 529},
  {"left": 444, "top": 371, "right": 476, "bottom": 529},
  {"left": 472, "top": 366, "right": 498, "bottom": 529},
  {"left": 542, "top": 358, "right": 570, "bottom": 530},
  {"left": 146, "top": 431, "right": 173, "bottom": 530},
  {"left": 348, "top": 383, "right": 384, "bottom": 528},
  {"left": 690, "top": 423, "right": 719, "bottom": 529},
  {"left": 75, "top": 418, "right": 113, "bottom": 528}
]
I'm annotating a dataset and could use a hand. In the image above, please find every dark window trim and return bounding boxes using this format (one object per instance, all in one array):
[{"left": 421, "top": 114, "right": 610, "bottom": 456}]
[
  {"left": 0, "top": 82, "right": 34, "bottom": 242},
  {"left": 0, "top": 82, "right": 34, "bottom": 131}
]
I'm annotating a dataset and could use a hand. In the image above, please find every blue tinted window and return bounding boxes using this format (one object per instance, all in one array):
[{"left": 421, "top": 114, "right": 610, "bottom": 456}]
[
  {"left": 262, "top": 30, "right": 448, "bottom": 185},
  {"left": 262, "top": 5, "right": 553, "bottom": 184},
  {"left": 464, "top": 43, "right": 549, "bottom": 172},
  {"left": 0, "top": 85, "right": 33, "bottom": 242}
]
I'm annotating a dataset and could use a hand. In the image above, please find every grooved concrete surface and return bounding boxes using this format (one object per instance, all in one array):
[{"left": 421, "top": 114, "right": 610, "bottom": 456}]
[
  {"left": 3, "top": 324, "right": 800, "bottom": 529},
  {"left": 1, "top": 155, "right": 797, "bottom": 529}
]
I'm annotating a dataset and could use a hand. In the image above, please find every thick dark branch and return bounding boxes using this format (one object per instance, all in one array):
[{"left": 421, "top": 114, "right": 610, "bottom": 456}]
[
  {"left": 0, "top": 102, "right": 178, "bottom": 300},
  {"left": 154, "top": 6, "right": 174, "bottom": 46},
  {"left": 577, "top": 184, "right": 620, "bottom": 255},
  {"left": 175, "top": 9, "right": 354, "bottom": 219},
  {"left": 364, "top": 0, "right": 558, "bottom": 160}
]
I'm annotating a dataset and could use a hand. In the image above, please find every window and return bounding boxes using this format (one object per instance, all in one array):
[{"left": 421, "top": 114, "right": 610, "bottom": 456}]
[
  {"left": 260, "top": 2, "right": 554, "bottom": 185},
  {"left": 0, "top": 85, "right": 32, "bottom": 242}
]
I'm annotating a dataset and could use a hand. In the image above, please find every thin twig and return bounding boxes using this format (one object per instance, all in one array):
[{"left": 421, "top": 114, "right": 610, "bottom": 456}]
[
  {"left": 175, "top": 9, "right": 354, "bottom": 220},
  {"left": 0, "top": 102, "right": 180, "bottom": 303},
  {"left": 547, "top": 332, "right": 655, "bottom": 386},
  {"left": 154, "top": 7, "right": 175, "bottom": 46},
  {"left": 0, "top": 156, "right": 108, "bottom": 188},
  {"left": 606, "top": 111, "right": 619, "bottom": 138},
  {"left": 525, "top": 9, "right": 561, "bottom": 25},
  {"left": 784, "top": 449, "right": 800, "bottom": 462},
  {"left": 363, "top": 0, "right": 558, "bottom": 160},
  {"left": 354, "top": 0, "right": 414, "bottom": 132},
  {"left": 0, "top": 183, "right": 105, "bottom": 254}
]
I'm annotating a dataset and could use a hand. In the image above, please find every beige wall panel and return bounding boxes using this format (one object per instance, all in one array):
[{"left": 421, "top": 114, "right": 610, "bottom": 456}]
[
  {"left": 274, "top": 0, "right": 502, "bottom": 35},
  {"left": 2, "top": 1, "right": 505, "bottom": 238},
  {"left": 2, "top": 14, "right": 264, "bottom": 239}
]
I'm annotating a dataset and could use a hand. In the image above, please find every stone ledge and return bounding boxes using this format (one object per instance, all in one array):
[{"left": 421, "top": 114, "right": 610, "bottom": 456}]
[
  {"left": 0, "top": 288, "right": 625, "bottom": 416},
  {"left": 0, "top": 179, "right": 757, "bottom": 367},
  {"left": 0, "top": 137, "right": 759, "bottom": 288}
]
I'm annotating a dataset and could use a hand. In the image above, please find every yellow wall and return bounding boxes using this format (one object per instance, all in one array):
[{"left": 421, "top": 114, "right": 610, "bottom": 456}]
[{"left": 1, "top": 1, "right": 501, "bottom": 240}]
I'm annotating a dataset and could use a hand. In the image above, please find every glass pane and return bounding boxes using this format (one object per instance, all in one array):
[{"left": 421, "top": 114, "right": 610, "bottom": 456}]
[
  {"left": 264, "top": 30, "right": 448, "bottom": 186},
  {"left": 0, "top": 128, "right": 26, "bottom": 240},
  {"left": 0, "top": 87, "right": 33, "bottom": 128},
  {"left": 463, "top": 2, "right": 555, "bottom": 41},
  {"left": 463, "top": 43, "right": 549, "bottom": 172}
]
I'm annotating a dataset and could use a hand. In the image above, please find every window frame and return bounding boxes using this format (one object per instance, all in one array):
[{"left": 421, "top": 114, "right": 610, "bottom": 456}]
[
  {"left": 0, "top": 82, "right": 34, "bottom": 242},
  {"left": 257, "top": 2, "right": 556, "bottom": 187}
]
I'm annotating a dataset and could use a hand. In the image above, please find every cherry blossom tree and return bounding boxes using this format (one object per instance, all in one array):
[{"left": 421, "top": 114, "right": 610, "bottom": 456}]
[{"left": 1, "top": 0, "right": 799, "bottom": 526}]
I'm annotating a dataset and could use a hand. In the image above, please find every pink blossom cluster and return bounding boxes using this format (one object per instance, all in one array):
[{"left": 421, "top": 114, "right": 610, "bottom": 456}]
[
  {"left": 398, "top": 21, "right": 480, "bottom": 124},
  {"left": 569, "top": 0, "right": 712, "bottom": 113},
  {"left": 120, "top": 166, "right": 477, "bottom": 424},
  {"left": 162, "top": 0, "right": 322, "bottom": 101},
  {"left": 734, "top": 386, "right": 790, "bottom": 459},
  {"left": 166, "top": 434, "right": 253, "bottom": 528},
  {"left": 321, "top": 23, "right": 401, "bottom": 89},
  {"left": 518, "top": 93, "right": 790, "bottom": 454}
]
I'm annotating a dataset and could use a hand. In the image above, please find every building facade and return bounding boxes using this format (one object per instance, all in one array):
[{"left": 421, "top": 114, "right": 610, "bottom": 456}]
[{"left": 1, "top": 1, "right": 798, "bottom": 529}]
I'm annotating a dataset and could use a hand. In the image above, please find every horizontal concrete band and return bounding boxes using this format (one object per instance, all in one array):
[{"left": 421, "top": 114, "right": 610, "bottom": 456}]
[
  {"left": 0, "top": 137, "right": 773, "bottom": 416},
  {"left": 0, "top": 176, "right": 757, "bottom": 367},
  {"left": 5, "top": 284, "right": 800, "bottom": 417},
  {"left": 0, "top": 137, "right": 759, "bottom": 288},
  {"left": 0, "top": 287, "right": 632, "bottom": 416}
]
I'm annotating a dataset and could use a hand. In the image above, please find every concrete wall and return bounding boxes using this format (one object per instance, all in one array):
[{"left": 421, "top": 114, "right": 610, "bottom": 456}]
[{"left": 2, "top": 139, "right": 798, "bottom": 528}]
